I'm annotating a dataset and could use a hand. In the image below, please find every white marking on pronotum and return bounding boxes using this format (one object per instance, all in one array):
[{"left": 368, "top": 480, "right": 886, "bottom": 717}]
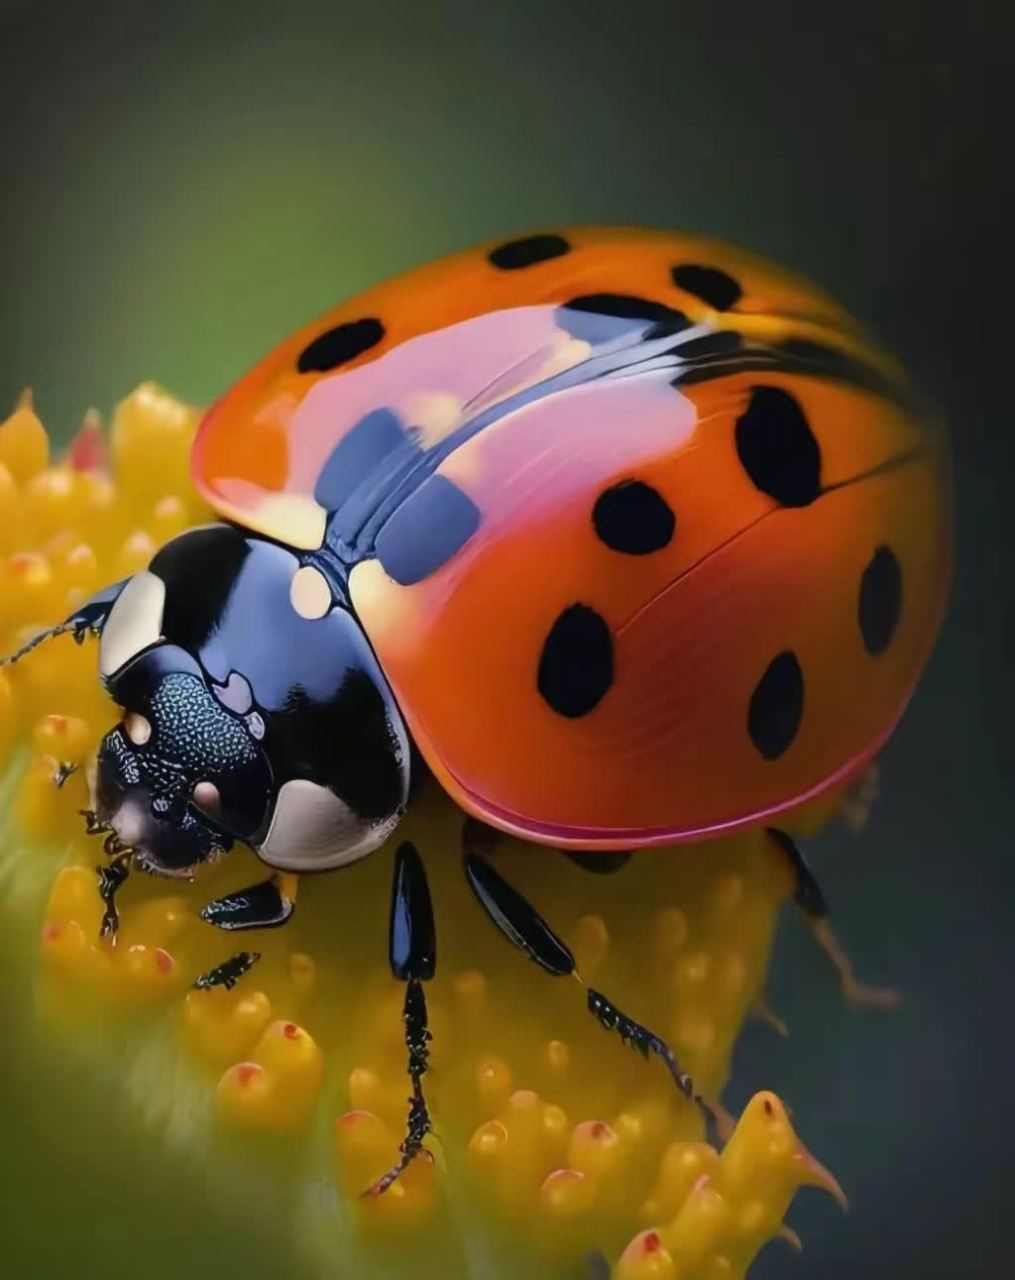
[
  {"left": 289, "top": 565, "right": 333, "bottom": 620},
  {"left": 99, "top": 571, "right": 166, "bottom": 678}
]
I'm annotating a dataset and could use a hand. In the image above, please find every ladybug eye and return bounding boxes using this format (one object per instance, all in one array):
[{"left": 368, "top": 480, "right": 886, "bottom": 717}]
[
  {"left": 192, "top": 781, "right": 222, "bottom": 818},
  {"left": 124, "top": 713, "right": 152, "bottom": 745}
]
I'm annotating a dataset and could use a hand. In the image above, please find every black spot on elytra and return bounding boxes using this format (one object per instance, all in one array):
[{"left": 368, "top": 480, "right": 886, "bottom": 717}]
[
  {"left": 489, "top": 234, "right": 571, "bottom": 270},
  {"left": 375, "top": 474, "right": 481, "bottom": 585},
  {"left": 735, "top": 386, "right": 821, "bottom": 506},
  {"left": 858, "top": 545, "right": 903, "bottom": 655},
  {"left": 558, "top": 294, "right": 690, "bottom": 345},
  {"left": 297, "top": 317, "right": 384, "bottom": 373},
  {"left": 748, "top": 651, "right": 804, "bottom": 760},
  {"left": 538, "top": 605, "right": 614, "bottom": 718},
  {"left": 593, "top": 480, "right": 675, "bottom": 555},
  {"left": 671, "top": 263, "right": 743, "bottom": 311}
]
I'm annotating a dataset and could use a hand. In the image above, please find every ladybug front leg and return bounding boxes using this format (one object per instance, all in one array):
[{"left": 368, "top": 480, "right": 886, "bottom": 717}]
[
  {"left": 363, "top": 841, "right": 437, "bottom": 1196},
  {"left": 200, "top": 873, "right": 299, "bottom": 931},
  {"left": 192, "top": 873, "right": 299, "bottom": 991},
  {"left": 462, "top": 848, "right": 718, "bottom": 1137},
  {"left": 0, "top": 577, "right": 128, "bottom": 668},
  {"left": 767, "top": 828, "right": 900, "bottom": 1010}
]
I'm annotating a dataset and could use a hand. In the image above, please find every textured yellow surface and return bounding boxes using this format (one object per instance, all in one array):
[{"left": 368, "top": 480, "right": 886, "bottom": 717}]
[{"left": 0, "top": 385, "right": 846, "bottom": 1279}]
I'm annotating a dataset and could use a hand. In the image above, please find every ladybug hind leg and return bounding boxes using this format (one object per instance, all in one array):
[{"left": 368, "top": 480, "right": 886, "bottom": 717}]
[
  {"left": 840, "top": 762, "right": 881, "bottom": 832},
  {"left": 767, "top": 827, "right": 900, "bottom": 1010},
  {"left": 461, "top": 842, "right": 719, "bottom": 1140}
]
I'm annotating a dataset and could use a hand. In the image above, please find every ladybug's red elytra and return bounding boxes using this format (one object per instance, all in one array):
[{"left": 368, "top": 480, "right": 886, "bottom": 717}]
[{"left": 2, "top": 228, "right": 951, "bottom": 1192}]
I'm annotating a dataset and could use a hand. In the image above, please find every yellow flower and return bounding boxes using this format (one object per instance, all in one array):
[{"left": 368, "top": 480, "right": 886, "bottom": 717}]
[{"left": 0, "top": 386, "right": 845, "bottom": 1279}]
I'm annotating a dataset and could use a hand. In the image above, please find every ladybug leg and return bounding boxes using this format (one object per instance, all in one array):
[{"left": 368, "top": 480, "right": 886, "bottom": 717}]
[
  {"left": 463, "top": 851, "right": 717, "bottom": 1135},
  {"left": 840, "top": 763, "right": 881, "bottom": 832},
  {"left": 192, "top": 951, "right": 262, "bottom": 991},
  {"left": 199, "top": 872, "right": 299, "bottom": 931},
  {"left": 192, "top": 874, "right": 297, "bottom": 991},
  {"left": 0, "top": 577, "right": 127, "bottom": 667},
  {"left": 767, "top": 827, "right": 900, "bottom": 1010},
  {"left": 364, "top": 841, "right": 437, "bottom": 1197},
  {"left": 561, "top": 850, "right": 632, "bottom": 874}
]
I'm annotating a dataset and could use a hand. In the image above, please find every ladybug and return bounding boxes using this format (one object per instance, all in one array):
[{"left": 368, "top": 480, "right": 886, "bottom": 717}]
[{"left": 4, "top": 228, "right": 951, "bottom": 1190}]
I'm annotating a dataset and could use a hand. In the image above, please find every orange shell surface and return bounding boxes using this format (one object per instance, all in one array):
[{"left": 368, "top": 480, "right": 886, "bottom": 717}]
[{"left": 194, "top": 228, "right": 951, "bottom": 848}]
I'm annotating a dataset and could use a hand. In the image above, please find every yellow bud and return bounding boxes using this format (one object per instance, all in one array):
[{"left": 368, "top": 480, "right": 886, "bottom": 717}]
[
  {"left": 615, "top": 1231, "right": 677, "bottom": 1280},
  {"left": 0, "top": 462, "right": 25, "bottom": 553},
  {"left": 0, "top": 388, "right": 49, "bottom": 483},
  {"left": 110, "top": 383, "right": 200, "bottom": 509},
  {"left": 39, "top": 918, "right": 112, "bottom": 990},
  {"left": 569, "top": 913, "right": 610, "bottom": 978},
  {"left": 110, "top": 944, "right": 182, "bottom": 1004},
  {"left": 182, "top": 986, "right": 274, "bottom": 1071},
  {"left": 44, "top": 864, "right": 105, "bottom": 937},
  {"left": 335, "top": 1109, "right": 399, "bottom": 1197},
  {"left": 23, "top": 467, "right": 85, "bottom": 540},
  {"left": 147, "top": 494, "right": 188, "bottom": 544},
  {"left": 31, "top": 713, "right": 92, "bottom": 763},
  {"left": 215, "top": 1020, "right": 324, "bottom": 1135},
  {"left": 567, "top": 1119, "right": 620, "bottom": 1182},
  {"left": 113, "top": 529, "right": 156, "bottom": 578},
  {"left": 538, "top": 1167, "right": 594, "bottom": 1219},
  {"left": 2, "top": 552, "right": 61, "bottom": 633}
]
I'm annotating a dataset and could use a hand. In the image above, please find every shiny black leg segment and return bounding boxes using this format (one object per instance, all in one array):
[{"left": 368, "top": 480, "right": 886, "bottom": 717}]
[
  {"left": 586, "top": 987, "right": 703, "bottom": 1106},
  {"left": 366, "top": 842, "right": 436, "bottom": 1196},
  {"left": 193, "top": 951, "right": 261, "bottom": 991},
  {"left": 389, "top": 840, "right": 436, "bottom": 980},
  {"left": 464, "top": 852, "right": 714, "bottom": 1129},
  {"left": 767, "top": 827, "right": 828, "bottom": 917},
  {"left": 200, "top": 878, "right": 296, "bottom": 931},
  {"left": 96, "top": 853, "right": 131, "bottom": 939},
  {"left": 464, "top": 852, "right": 574, "bottom": 975},
  {"left": 563, "top": 850, "right": 633, "bottom": 875}
]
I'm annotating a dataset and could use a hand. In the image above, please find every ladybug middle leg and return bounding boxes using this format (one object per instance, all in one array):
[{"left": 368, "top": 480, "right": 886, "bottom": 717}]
[
  {"left": 364, "top": 840, "right": 437, "bottom": 1196},
  {"left": 461, "top": 845, "right": 717, "bottom": 1136},
  {"left": 767, "top": 827, "right": 900, "bottom": 1010}
]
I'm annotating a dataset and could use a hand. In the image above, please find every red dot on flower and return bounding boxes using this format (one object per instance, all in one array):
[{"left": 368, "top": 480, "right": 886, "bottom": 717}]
[{"left": 282, "top": 1021, "right": 299, "bottom": 1040}]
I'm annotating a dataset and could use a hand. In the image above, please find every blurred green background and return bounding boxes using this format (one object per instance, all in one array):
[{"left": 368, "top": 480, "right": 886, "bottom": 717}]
[{"left": 0, "top": 1, "right": 1008, "bottom": 1277}]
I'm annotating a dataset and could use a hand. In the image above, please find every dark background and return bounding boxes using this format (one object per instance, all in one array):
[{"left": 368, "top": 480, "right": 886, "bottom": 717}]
[{"left": 0, "top": 2, "right": 1010, "bottom": 1276}]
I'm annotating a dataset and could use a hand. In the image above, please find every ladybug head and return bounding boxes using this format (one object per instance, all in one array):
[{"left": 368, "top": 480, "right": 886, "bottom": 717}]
[
  {"left": 95, "top": 642, "right": 273, "bottom": 875},
  {"left": 89, "top": 532, "right": 411, "bottom": 878}
]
